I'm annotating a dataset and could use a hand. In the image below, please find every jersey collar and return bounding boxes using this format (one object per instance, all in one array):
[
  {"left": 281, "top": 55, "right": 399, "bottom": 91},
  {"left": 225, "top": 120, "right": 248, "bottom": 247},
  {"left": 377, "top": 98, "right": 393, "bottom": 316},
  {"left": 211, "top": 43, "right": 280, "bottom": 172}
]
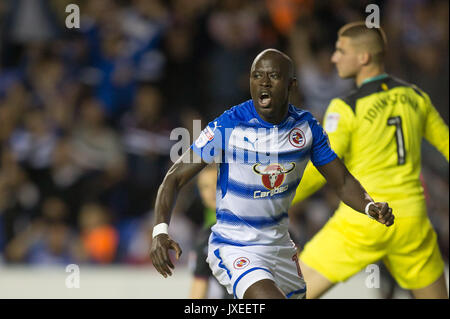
[
  {"left": 249, "top": 100, "right": 293, "bottom": 128},
  {"left": 360, "top": 73, "right": 389, "bottom": 87}
]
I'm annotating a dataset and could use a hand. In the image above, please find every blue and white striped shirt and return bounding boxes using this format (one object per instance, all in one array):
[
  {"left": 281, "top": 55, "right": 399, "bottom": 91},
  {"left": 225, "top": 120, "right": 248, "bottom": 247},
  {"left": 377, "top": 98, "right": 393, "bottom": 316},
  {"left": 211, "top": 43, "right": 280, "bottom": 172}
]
[{"left": 191, "top": 100, "right": 336, "bottom": 246}]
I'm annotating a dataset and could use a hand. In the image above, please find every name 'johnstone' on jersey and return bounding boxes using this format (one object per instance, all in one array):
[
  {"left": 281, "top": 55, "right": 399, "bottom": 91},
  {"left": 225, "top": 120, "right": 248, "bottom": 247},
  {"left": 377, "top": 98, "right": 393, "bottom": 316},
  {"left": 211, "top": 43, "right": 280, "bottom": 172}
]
[{"left": 191, "top": 100, "right": 336, "bottom": 246}]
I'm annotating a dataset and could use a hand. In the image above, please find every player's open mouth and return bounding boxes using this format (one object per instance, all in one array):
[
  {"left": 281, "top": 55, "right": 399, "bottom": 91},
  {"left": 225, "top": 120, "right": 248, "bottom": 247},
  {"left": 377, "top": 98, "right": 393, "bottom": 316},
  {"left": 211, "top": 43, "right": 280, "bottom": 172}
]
[{"left": 259, "top": 92, "right": 271, "bottom": 107}]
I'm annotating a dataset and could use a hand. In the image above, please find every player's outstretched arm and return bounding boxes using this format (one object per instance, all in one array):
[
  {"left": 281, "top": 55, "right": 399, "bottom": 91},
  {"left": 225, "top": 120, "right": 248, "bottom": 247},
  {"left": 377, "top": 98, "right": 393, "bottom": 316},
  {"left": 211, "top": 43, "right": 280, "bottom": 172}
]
[
  {"left": 316, "top": 157, "right": 394, "bottom": 226},
  {"left": 150, "top": 149, "right": 208, "bottom": 277}
]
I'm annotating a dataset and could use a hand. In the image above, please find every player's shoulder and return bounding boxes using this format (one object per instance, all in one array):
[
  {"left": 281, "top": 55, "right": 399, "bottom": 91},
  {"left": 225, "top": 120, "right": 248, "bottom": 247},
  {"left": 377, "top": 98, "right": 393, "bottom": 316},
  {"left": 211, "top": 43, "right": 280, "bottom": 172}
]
[
  {"left": 335, "top": 86, "right": 365, "bottom": 113},
  {"left": 333, "top": 85, "right": 381, "bottom": 113},
  {"left": 329, "top": 91, "right": 359, "bottom": 114},
  {"left": 210, "top": 101, "right": 248, "bottom": 129},
  {"left": 335, "top": 74, "right": 427, "bottom": 112},
  {"left": 288, "top": 105, "right": 322, "bottom": 130},
  {"left": 218, "top": 100, "right": 255, "bottom": 124},
  {"left": 384, "top": 75, "right": 426, "bottom": 98},
  {"left": 288, "top": 104, "right": 315, "bottom": 122}
]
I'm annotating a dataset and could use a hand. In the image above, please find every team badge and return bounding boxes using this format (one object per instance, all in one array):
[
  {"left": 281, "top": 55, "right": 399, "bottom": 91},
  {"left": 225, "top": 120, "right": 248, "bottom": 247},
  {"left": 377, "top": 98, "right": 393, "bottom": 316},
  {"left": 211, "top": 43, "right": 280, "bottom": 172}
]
[
  {"left": 252, "top": 163, "right": 296, "bottom": 190},
  {"left": 233, "top": 257, "right": 250, "bottom": 269},
  {"left": 289, "top": 128, "right": 306, "bottom": 148}
]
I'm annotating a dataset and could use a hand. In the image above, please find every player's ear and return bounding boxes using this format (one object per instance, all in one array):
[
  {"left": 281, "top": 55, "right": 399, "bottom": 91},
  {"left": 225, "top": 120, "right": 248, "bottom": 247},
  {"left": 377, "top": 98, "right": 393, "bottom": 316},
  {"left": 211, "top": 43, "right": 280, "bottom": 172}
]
[
  {"left": 288, "top": 76, "right": 301, "bottom": 105},
  {"left": 358, "top": 51, "right": 370, "bottom": 66}
]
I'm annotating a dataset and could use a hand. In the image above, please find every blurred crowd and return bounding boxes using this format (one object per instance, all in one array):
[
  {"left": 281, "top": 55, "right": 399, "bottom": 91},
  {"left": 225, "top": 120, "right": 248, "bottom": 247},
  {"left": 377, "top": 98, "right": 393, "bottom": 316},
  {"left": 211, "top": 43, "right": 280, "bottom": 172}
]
[{"left": 0, "top": 0, "right": 447, "bottom": 270}]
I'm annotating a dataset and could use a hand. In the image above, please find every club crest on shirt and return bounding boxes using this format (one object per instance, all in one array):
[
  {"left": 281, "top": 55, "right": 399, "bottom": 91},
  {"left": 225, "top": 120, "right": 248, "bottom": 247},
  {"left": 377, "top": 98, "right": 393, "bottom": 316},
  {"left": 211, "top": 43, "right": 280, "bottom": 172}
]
[
  {"left": 233, "top": 257, "right": 250, "bottom": 269},
  {"left": 289, "top": 128, "right": 306, "bottom": 148}
]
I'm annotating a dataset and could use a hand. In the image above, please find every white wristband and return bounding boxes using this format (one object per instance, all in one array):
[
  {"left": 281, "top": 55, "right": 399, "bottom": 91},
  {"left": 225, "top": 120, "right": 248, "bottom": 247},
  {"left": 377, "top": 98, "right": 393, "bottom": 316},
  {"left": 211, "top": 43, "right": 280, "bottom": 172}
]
[
  {"left": 365, "top": 202, "right": 376, "bottom": 219},
  {"left": 152, "top": 223, "right": 169, "bottom": 238}
]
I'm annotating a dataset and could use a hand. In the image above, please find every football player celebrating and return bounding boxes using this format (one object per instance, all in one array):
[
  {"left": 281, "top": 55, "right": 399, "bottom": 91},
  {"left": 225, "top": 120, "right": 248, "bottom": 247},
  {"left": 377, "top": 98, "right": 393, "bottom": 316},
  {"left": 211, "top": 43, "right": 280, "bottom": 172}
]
[{"left": 150, "top": 48, "right": 393, "bottom": 299}]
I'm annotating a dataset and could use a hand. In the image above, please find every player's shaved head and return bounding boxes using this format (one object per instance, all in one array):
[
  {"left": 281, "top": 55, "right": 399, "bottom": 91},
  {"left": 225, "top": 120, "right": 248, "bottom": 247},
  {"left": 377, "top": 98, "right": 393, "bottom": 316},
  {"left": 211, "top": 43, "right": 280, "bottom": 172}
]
[
  {"left": 338, "top": 22, "right": 387, "bottom": 65},
  {"left": 251, "top": 48, "right": 295, "bottom": 80},
  {"left": 250, "top": 48, "right": 296, "bottom": 124}
]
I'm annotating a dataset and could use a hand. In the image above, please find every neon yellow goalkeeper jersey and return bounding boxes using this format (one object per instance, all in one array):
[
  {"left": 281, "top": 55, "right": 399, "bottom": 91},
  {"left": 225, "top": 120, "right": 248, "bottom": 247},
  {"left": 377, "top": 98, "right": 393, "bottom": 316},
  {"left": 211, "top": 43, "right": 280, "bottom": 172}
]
[{"left": 293, "top": 74, "right": 449, "bottom": 214}]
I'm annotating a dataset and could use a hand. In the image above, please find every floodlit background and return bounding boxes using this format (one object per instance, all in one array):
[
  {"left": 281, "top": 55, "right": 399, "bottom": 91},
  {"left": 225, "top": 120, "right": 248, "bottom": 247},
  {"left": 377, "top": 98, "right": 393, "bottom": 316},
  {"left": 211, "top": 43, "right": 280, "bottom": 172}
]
[{"left": 0, "top": 0, "right": 448, "bottom": 298}]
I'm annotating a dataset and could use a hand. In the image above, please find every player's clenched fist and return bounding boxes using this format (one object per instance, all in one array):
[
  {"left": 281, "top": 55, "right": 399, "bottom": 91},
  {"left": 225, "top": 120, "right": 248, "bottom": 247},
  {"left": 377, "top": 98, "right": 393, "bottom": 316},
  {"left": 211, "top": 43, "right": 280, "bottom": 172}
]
[
  {"left": 367, "top": 202, "right": 394, "bottom": 226},
  {"left": 150, "top": 234, "right": 182, "bottom": 278}
]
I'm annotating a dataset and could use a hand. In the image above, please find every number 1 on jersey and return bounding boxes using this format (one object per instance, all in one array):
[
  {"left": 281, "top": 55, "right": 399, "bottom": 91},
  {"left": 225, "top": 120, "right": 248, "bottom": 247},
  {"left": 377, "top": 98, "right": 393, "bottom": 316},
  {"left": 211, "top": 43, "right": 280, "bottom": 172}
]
[{"left": 387, "top": 116, "right": 406, "bottom": 165}]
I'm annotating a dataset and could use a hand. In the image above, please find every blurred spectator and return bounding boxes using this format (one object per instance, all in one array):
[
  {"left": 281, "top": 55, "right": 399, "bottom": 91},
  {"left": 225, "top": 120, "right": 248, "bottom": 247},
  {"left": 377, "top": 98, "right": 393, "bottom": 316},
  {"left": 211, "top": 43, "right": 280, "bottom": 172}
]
[
  {"left": 205, "top": 0, "right": 263, "bottom": 117},
  {"left": 70, "top": 96, "right": 126, "bottom": 199},
  {"left": 79, "top": 0, "right": 169, "bottom": 121},
  {"left": 7, "top": 107, "right": 59, "bottom": 221},
  {"left": 120, "top": 0, "right": 169, "bottom": 82},
  {"left": 289, "top": 21, "right": 354, "bottom": 119},
  {"left": 384, "top": 0, "right": 449, "bottom": 123},
  {"left": 76, "top": 202, "right": 119, "bottom": 264},
  {"left": 71, "top": 97, "right": 125, "bottom": 172},
  {"left": 161, "top": 21, "right": 203, "bottom": 113},
  {"left": 92, "top": 30, "right": 138, "bottom": 121},
  {"left": 0, "top": 146, "right": 40, "bottom": 245},
  {"left": 0, "top": 83, "right": 28, "bottom": 145},
  {"left": 120, "top": 84, "right": 175, "bottom": 216},
  {"left": 47, "top": 137, "right": 85, "bottom": 225},
  {"left": 265, "top": 0, "right": 314, "bottom": 36},
  {"left": 4, "top": 196, "right": 75, "bottom": 264},
  {"left": 6, "top": 0, "right": 60, "bottom": 44},
  {"left": 117, "top": 214, "right": 153, "bottom": 265}
]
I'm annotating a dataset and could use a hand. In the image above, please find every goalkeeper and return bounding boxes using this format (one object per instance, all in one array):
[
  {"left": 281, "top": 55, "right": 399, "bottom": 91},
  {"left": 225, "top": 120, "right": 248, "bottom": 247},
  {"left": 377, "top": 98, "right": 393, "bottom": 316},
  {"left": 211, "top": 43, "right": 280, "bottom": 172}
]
[{"left": 293, "top": 22, "right": 449, "bottom": 299}]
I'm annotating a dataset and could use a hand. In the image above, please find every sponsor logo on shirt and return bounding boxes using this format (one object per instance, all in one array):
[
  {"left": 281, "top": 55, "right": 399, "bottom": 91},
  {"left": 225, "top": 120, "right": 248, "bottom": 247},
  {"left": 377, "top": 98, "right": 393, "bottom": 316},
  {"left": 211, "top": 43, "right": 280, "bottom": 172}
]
[{"left": 252, "top": 163, "right": 296, "bottom": 198}]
